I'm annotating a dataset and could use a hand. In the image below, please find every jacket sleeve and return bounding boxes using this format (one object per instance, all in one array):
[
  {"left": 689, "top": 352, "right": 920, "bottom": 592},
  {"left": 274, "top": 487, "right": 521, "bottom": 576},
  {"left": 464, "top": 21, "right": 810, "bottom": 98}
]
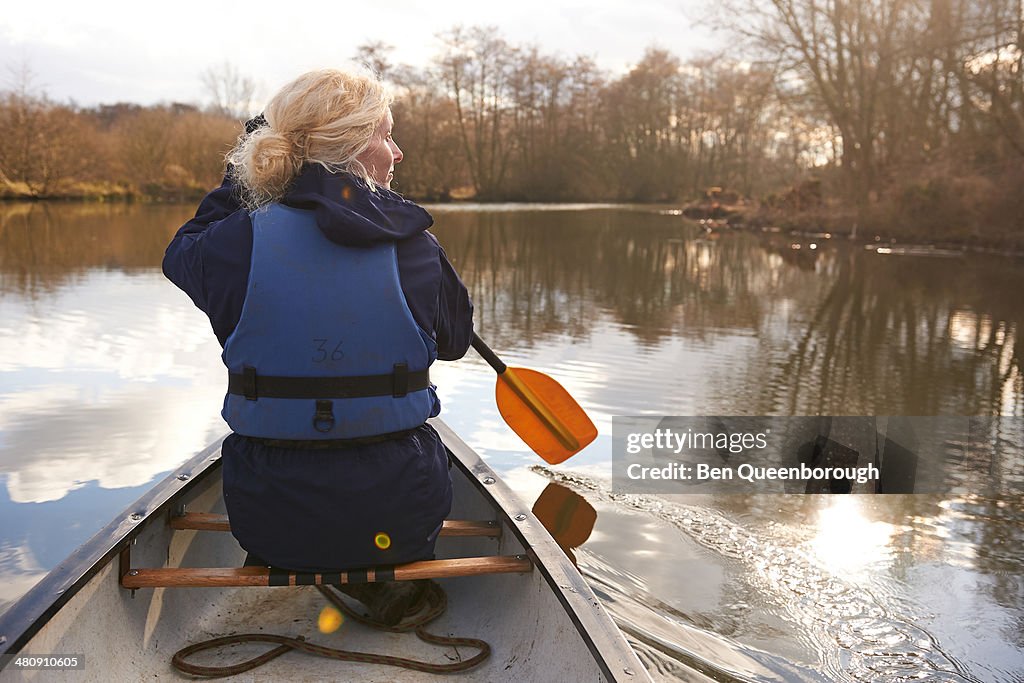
[
  {"left": 191, "top": 173, "right": 240, "bottom": 225},
  {"left": 434, "top": 244, "right": 474, "bottom": 361},
  {"left": 162, "top": 175, "right": 253, "bottom": 346}
]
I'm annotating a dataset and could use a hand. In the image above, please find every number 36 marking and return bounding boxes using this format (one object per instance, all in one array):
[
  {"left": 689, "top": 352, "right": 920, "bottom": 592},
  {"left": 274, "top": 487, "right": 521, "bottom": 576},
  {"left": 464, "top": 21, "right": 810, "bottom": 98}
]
[{"left": 312, "top": 339, "right": 345, "bottom": 362}]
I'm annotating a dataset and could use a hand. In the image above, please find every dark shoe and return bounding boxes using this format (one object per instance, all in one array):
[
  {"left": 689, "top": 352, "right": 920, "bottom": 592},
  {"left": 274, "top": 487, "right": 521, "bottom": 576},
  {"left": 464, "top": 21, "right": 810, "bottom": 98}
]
[
  {"left": 243, "top": 553, "right": 269, "bottom": 567},
  {"left": 337, "top": 580, "right": 428, "bottom": 627}
]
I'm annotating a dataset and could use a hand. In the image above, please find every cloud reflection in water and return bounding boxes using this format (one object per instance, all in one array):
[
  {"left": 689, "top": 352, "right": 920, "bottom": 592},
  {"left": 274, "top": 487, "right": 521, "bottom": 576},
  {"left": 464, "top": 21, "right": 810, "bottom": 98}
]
[{"left": 0, "top": 271, "right": 226, "bottom": 503}]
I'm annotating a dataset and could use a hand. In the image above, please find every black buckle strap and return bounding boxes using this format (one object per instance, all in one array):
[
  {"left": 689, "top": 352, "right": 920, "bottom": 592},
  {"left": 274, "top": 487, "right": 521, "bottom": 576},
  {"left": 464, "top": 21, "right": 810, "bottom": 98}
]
[
  {"left": 392, "top": 363, "right": 408, "bottom": 397},
  {"left": 242, "top": 366, "right": 258, "bottom": 401},
  {"left": 245, "top": 426, "right": 421, "bottom": 450},
  {"left": 228, "top": 367, "right": 429, "bottom": 400}
]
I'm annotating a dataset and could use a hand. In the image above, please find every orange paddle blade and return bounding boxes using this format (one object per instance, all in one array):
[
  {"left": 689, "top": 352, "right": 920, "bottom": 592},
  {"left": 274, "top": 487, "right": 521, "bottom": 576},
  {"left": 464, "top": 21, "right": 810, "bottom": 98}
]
[{"left": 495, "top": 367, "right": 597, "bottom": 464}]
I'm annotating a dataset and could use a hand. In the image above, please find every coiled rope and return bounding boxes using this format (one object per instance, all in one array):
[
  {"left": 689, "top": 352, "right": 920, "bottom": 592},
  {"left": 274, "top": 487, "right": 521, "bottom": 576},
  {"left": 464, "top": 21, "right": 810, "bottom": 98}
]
[{"left": 171, "top": 581, "right": 490, "bottom": 678}]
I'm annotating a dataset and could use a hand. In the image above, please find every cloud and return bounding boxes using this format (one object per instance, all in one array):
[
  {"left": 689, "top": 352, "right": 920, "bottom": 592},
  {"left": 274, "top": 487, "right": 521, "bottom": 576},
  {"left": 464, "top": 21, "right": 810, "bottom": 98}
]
[{"left": 0, "top": 0, "right": 717, "bottom": 106}]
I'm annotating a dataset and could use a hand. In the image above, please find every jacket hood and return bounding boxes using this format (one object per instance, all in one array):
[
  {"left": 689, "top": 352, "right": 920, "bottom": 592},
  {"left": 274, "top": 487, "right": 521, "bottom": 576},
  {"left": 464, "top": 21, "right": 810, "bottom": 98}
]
[{"left": 281, "top": 165, "right": 433, "bottom": 246}]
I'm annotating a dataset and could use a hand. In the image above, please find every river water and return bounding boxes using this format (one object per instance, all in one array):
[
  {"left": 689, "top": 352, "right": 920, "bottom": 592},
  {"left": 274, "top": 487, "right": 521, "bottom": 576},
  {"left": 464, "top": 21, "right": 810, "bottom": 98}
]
[{"left": 0, "top": 201, "right": 1021, "bottom": 681}]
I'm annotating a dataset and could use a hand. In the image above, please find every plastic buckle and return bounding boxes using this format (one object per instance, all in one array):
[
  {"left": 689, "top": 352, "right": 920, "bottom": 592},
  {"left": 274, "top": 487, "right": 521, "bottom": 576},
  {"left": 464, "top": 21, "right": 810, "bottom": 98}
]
[
  {"left": 392, "top": 363, "right": 409, "bottom": 397},
  {"left": 313, "top": 400, "right": 335, "bottom": 433},
  {"left": 243, "top": 366, "right": 258, "bottom": 401}
]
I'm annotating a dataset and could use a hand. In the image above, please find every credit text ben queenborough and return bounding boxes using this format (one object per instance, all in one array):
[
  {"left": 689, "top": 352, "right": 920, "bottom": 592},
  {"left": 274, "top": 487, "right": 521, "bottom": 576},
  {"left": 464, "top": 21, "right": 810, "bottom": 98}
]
[{"left": 626, "top": 462, "right": 881, "bottom": 484}]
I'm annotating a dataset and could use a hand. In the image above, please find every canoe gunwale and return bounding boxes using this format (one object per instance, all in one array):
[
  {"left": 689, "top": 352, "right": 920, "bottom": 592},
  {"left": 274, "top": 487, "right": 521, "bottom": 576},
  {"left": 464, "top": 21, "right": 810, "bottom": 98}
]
[{"left": 0, "top": 435, "right": 228, "bottom": 663}]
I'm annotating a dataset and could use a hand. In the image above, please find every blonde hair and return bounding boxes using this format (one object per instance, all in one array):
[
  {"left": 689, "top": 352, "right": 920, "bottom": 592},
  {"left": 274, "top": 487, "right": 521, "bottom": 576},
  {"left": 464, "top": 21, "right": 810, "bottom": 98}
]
[{"left": 227, "top": 68, "right": 392, "bottom": 208}]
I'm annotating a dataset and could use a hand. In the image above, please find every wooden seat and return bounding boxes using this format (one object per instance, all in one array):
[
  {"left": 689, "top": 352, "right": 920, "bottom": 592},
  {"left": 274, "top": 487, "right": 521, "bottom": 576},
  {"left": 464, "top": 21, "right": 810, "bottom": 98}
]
[
  {"left": 118, "top": 513, "right": 529, "bottom": 589},
  {"left": 120, "top": 556, "right": 533, "bottom": 589}
]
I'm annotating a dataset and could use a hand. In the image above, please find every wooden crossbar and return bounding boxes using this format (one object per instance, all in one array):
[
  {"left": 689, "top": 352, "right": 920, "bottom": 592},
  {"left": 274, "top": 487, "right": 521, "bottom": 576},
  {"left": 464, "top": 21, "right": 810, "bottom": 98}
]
[
  {"left": 169, "top": 513, "right": 501, "bottom": 538},
  {"left": 120, "top": 556, "right": 532, "bottom": 589}
]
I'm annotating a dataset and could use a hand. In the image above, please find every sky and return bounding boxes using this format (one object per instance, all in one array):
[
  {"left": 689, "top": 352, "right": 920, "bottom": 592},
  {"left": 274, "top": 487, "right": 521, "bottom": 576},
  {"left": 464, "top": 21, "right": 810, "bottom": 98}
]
[{"left": 0, "top": 0, "right": 721, "bottom": 109}]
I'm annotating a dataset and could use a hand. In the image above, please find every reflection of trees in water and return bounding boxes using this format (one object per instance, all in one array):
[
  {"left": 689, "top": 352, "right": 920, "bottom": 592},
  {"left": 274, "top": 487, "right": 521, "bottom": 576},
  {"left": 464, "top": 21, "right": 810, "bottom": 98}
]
[
  {"left": 945, "top": 494, "right": 1024, "bottom": 625},
  {"left": 434, "top": 210, "right": 785, "bottom": 349},
  {"left": 0, "top": 202, "right": 191, "bottom": 297},
  {"left": 888, "top": 491, "right": 1024, "bottom": 645},
  {"left": 435, "top": 210, "right": 1022, "bottom": 417},
  {"left": 759, "top": 246, "right": 1023, "bottom": 416}
]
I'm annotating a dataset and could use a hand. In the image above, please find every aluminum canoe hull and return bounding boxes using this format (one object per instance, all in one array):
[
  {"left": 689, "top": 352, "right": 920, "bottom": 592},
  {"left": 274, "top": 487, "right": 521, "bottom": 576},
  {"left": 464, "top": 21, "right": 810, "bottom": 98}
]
[{"left": 0, "top": 419, "right": 649, "bottom": 682}]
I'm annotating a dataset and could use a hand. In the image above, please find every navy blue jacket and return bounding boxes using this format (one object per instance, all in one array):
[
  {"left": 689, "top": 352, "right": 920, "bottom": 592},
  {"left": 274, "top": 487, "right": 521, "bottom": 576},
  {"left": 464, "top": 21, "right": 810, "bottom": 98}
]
[{"left": 163, "top": 166, "right": 474, "bottom": 571}]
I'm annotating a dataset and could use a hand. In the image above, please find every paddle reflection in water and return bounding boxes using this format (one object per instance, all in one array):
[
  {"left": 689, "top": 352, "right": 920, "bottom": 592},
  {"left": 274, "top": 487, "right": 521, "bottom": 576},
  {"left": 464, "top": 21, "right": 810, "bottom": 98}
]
[{"left": 531, "top": 482, "right": 597, "bottom": 566}]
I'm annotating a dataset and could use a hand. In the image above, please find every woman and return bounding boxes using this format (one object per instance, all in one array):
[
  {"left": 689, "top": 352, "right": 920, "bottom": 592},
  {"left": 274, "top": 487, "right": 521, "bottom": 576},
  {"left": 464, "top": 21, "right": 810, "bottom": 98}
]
[{"left": 162, "top": 69, "right": 474, "bottom": 622}]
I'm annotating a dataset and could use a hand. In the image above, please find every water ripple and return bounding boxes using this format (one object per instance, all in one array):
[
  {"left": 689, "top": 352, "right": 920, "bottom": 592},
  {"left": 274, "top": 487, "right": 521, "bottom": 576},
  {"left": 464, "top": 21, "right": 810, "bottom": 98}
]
[{"left": 534, "top": 466, "right": 981, "bottom": 683}]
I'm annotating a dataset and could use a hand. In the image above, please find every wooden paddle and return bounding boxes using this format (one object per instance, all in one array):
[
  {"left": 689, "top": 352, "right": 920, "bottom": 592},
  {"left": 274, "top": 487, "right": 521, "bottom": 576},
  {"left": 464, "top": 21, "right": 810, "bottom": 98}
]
[{"left": 471, "top": 334, "right": 597, "bottom": 464}]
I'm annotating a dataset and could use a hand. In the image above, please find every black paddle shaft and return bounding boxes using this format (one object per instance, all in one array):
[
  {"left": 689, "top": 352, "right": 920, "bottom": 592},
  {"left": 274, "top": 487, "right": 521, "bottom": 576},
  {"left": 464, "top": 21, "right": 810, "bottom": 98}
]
[{"left": 471, "top": 334, "right": 507, "bottom": 374}]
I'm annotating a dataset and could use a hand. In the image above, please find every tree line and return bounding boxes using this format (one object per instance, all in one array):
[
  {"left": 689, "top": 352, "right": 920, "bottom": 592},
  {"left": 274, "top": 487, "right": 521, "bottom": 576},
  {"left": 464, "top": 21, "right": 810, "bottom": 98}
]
[
  {"left": 378, "top": 30, "right": 791, "bottom": 203},
  {"left": 0, "top": 92, "right": 237, "bottom": 200},
  {"left": 1, "top": 7, "right": 1021, "bottom": 239},
  {"left": 0, "top": 63, "right": 249, "bottom": 200}
]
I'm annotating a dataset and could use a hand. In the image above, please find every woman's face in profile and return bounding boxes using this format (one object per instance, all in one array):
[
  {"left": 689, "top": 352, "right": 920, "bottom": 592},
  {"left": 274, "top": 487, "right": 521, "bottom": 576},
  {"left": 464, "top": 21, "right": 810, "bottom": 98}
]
[{"left": 357, "top": 108, "right": 403, "bottom": 190}]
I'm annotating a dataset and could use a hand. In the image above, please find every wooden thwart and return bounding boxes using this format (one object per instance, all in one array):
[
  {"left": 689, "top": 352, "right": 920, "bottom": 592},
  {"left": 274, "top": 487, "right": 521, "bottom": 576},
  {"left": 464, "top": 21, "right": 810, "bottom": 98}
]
[
  {"left": 120, "top": 513, "right": 523, "bottom": 590},
  {"left": 169, "top": 513, "right": 502, "bottom": 538},
  {"left": 120, "top": 555, "right": 533, "bottom": 589}
]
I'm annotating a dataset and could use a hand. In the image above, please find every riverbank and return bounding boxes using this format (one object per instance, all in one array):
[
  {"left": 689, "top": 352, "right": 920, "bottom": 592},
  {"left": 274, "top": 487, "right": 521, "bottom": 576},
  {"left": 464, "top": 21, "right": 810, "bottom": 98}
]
[
  {"left": 0, "top": 181, "right": 207, "bottom": 203},
  {"left": 683, "top": 200, "right": 1024, "bottom": 257},
  {"left": 4, "top": 187, "right": 1020, "bottom": 255}
]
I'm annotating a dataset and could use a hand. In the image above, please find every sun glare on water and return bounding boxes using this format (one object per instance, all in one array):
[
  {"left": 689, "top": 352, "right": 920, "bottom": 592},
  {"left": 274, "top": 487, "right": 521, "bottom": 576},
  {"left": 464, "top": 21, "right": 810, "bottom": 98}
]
[{"left": 809, "top": 497, "right": 896, "bottom": 578}]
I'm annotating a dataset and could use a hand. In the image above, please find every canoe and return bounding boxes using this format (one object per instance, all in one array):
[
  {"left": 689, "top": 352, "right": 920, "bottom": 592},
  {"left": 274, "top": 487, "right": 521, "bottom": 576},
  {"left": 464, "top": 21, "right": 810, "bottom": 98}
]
[{"left": 0, "top": 419, "right": 649, "bottom": 681}]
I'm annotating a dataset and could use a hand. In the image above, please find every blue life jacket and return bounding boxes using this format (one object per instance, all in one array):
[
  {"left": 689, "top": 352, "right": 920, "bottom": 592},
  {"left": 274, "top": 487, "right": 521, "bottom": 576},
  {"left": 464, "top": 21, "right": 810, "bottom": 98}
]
[{"left": 221, "top": 204, "right": 437, "bottom": 440}]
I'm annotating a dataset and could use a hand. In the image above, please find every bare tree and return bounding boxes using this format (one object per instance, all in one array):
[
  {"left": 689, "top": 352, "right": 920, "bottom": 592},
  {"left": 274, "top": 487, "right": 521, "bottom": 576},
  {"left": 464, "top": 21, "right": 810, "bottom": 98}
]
[
  {"left": 436, "top": 26, "right": 516, "bottom": 199},
  {"left": 391, "top": 64, "right": 467, "bottom": 199},
  {"left": 354, "top": 41, "right": 395, "bottom": 79},
  {"left": 201, "top": 62, "right": 256, "bottom": 120},
  {"left": 601, "top": 48, "right": 687, "bottom": 200}
]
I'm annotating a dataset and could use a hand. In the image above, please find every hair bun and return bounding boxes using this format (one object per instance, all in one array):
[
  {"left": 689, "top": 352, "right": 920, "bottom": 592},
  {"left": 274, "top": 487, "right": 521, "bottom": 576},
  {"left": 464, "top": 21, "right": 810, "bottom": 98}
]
[{"left": 230, "top": 129, "right": 303, "bottom": 207}]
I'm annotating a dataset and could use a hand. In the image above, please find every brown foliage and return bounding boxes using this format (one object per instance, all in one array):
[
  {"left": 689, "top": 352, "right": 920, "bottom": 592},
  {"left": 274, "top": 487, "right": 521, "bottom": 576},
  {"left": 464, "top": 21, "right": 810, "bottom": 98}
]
[
  {"left": 0, "top": 93, "right": 97, "bottom": 195},
  {"left": 0, "top": 91, "right": 239, "bottom": 199}
]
